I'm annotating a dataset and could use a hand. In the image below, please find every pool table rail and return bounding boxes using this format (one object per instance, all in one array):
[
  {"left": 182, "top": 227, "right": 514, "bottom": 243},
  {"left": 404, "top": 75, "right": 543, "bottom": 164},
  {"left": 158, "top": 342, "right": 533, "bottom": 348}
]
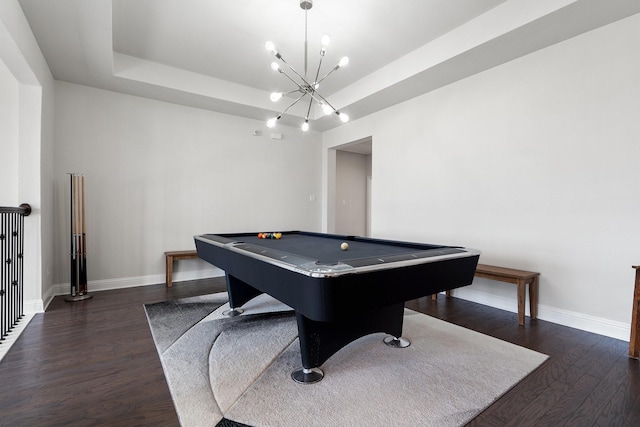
[{"left": 195, "top": 231, "right": 480, "bottom": 278}]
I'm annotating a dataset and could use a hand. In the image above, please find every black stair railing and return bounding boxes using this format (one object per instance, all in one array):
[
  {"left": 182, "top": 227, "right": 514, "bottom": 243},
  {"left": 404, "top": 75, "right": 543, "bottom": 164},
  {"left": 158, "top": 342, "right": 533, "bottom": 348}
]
[{"left": 0, "top": 203, "right": 31, "bottom": 344}]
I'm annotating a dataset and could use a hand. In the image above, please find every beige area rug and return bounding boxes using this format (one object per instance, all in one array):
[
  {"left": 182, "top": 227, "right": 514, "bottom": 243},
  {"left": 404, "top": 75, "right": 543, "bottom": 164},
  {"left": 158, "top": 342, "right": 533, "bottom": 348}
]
[{"left": 144, "top": 293, "right": 548, "bottom": 427}]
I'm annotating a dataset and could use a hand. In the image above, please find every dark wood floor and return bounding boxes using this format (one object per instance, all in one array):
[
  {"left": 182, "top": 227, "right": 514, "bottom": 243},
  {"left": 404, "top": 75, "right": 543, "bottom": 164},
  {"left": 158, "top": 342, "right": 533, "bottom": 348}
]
[{"left": 0, "top": 279, "right": 638, "bottom": 426}]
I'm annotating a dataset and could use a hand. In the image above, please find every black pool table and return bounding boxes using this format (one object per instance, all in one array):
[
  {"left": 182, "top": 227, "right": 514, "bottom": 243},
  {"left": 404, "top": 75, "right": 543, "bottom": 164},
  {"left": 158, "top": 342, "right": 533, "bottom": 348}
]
[{"left": 195, "top": 231, "right": 480, "bottom": 383}]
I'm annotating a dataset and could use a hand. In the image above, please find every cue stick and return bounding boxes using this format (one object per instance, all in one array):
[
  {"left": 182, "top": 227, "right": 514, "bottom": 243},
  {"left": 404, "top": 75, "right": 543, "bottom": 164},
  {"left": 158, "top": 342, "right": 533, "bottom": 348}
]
[
  {"left": 75, "top": 174, "right": 80, "bottom": 295},
  {"left": 79, "top": 175, "right": 87, "bottom": 295},
  {"left": 70, "top": 174, "right": 77, "bottom": 296}
]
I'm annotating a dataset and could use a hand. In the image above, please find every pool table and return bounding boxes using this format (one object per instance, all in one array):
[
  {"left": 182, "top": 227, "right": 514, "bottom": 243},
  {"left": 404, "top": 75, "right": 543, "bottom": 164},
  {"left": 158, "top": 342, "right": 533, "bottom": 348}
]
[{"left": 195, "top": 231, "right": 480, "bottom": 383}]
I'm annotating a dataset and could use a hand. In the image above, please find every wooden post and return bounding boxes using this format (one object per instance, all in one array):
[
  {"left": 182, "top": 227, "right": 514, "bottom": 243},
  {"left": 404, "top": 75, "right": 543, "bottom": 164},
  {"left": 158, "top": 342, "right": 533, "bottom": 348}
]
[{"left": 630, "top": 266, "right": 640, "bottom": 358}]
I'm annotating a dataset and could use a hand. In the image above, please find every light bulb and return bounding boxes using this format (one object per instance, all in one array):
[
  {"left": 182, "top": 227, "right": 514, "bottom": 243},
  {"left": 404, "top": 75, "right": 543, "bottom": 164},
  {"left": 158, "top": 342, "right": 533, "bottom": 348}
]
[
  {"left": 270, "top": 92, "right": 283, "bottom": 102},
  {"left": 271, "top": 62, "right": 280, "bottom": 71},
  {"left": 322, "top": 104, "right": 333, "bottom": 115},
  {"left": 265, "top": 41, "right": 276, "bottom": 53},
  {"left": 302, "top": 120, "right": 309, "bottom": 132},
  {"left": 338, "top": 56, "right": 349, "bottom": 68},
  {"left": 321, "top": 35, "right": 330, "bottom": 47},
  {"left": 267, "top": 117, "right": 277, "bottom": 128},
  {"left": 339, "top": 112, "right": 349, "bottom": 123}
]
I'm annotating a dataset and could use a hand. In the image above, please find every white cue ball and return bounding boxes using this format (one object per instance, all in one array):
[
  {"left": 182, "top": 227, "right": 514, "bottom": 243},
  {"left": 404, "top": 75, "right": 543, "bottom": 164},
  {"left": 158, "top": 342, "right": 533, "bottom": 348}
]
[{"left": 340, "top": 242, "right": 349, "bottom": 251}]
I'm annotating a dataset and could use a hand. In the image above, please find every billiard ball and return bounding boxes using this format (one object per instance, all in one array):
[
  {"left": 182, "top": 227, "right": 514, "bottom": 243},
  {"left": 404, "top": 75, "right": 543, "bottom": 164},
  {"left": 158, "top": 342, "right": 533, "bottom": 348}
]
[{"left": 340, "top": 242, "right": 349, "bottom": 251}]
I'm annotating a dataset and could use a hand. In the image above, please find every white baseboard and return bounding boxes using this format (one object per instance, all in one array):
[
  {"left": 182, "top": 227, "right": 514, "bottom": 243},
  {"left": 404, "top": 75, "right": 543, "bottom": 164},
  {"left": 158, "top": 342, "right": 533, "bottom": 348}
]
[
  {"left": 24, "top": 298, "right": 45, "bottom": 314},
  {"left": 51, "top": 267, "right": 226, "bottom": 297},
  {"left": 447, "top": 287, "right": 630, "bottom": 342},
  {"left": 0, "top": 313, "right": 36, "bottom": 363}
]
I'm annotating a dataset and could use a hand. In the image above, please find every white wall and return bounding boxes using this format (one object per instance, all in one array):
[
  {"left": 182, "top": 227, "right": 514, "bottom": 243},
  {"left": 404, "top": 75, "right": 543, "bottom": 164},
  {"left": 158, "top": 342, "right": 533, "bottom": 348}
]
[
  {"left": 0, "top": 59, "right": 19, "bottom": 203},
  {"left": 53, "top": 82, "right": 323, "bottom": 290},
  {"left": 324, "top": 13, "right": 640, "bottom": 339}
]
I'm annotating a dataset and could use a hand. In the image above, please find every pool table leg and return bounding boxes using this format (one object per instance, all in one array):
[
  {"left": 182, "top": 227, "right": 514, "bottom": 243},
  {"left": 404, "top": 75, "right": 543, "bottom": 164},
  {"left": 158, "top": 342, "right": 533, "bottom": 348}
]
[
  {"left": 292, "top": 303, "right": 406, "bottom": 383},
  {"left": 383, "top": 336, "right": 411, "bottom": 348},
  {"left": 223, "top": 274, "right": 263, "bottom": 317},
  {"left": 291, "top": 367, "right": 324, "bottom": 384}
]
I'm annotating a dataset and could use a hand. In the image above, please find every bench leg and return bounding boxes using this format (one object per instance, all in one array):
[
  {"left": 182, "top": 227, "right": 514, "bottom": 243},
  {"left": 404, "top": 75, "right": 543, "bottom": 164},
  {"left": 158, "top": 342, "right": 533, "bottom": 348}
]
[
  {"left": 430, "top": 290, "right": 452, "bottom": 300},
  {"left": 166, "top": 255, "right": 173, "bottom": 288},
  {"left": 517, "top": 280, "right": 526, "bottom": 326},
  {"left": 529, "top": 276, "right": 538, "bottom": 320}
]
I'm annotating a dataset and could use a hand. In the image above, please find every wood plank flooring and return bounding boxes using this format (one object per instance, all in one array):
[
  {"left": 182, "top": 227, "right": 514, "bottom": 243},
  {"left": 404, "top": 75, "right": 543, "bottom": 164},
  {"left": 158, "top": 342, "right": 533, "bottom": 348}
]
[{"left": 0, "top": 279, "right": 638, "bottom": 426}]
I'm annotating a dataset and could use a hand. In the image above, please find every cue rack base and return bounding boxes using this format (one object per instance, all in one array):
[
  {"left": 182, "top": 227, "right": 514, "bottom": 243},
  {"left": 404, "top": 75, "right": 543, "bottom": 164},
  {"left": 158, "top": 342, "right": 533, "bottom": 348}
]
[{"left": 64, "top": 293, "right": 93, "bottom": 302}]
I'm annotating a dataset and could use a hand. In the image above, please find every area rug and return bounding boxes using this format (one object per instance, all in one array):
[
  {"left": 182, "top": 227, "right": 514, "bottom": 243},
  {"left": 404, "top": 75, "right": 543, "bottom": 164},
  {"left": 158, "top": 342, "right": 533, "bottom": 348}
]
[{"left": 144, "top": 293, "right": 548, "bottom": 427}]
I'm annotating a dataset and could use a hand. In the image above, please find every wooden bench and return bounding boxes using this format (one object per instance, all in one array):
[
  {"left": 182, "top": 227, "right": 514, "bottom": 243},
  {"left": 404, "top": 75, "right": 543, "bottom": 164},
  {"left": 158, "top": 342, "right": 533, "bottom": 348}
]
[
  {"left": 165, "top": 250, "right": 198, "bottom": 287},
  {"left": 432, "top": 263, "right": 539, "bottom": 326}
]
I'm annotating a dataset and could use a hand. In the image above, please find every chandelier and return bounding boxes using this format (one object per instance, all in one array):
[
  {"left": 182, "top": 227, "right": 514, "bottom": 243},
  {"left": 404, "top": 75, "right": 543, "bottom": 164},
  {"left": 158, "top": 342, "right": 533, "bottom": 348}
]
[{"left": 265, "top": 0, "right": 349, "bottom": 132}]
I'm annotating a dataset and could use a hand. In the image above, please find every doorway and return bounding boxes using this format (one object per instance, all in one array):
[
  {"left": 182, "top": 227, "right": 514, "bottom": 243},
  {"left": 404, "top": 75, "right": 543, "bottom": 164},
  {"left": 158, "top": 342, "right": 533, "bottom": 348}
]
[{"left": 334, "top": 137, "right": 372, "bottom": 236}]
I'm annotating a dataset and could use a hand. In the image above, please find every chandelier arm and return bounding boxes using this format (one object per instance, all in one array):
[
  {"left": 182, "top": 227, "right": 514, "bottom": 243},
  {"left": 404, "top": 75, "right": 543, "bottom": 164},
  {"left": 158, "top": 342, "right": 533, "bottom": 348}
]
[
  {"left": 279, "top": 68, "right": 307, "bottom": 90},
  {"left": 304, "top": 95, "right": 314, "bottom": 120},
  {"left": 313, "top": 54, "right": 324, "bottom": 88},
  {"left": 307, "top": 91, "right": 337, "bottom": 113},
  {"left": 316, "top": 66, "right": 339, "bottom": 87},
  {"left": 280, "top": 89, "right": 301, "bottom": 97},
  {"left": 276, "top": 55, "right": 316, "bottom": 90},
  {"left": 275, "top": 92, "right": 308, "bottom": 118}
]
